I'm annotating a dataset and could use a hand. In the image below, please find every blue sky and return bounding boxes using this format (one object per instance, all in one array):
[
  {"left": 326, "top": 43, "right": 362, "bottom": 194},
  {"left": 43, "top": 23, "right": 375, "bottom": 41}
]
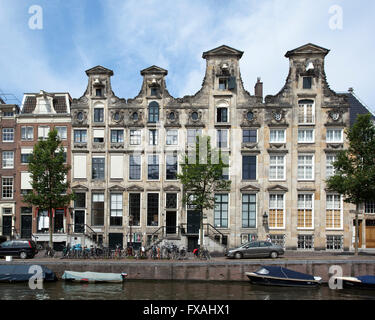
[{"left": 0, "top": 0, "right": 374, "bottom": 112}]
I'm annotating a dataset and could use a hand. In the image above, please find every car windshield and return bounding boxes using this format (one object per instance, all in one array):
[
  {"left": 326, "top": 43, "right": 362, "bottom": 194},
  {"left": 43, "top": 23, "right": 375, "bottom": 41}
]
[{"left": 0, "top": 241, "right": 12, "bottom": 247}]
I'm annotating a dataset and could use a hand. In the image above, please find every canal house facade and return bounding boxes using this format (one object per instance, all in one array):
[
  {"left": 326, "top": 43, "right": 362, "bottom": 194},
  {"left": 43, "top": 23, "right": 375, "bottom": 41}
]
[{"left": 1, "top": 43, "right": 374, "bottom": 252}]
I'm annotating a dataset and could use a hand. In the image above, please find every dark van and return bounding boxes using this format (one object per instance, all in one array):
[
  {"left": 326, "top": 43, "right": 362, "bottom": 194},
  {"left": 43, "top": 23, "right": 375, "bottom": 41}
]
[{"left": 0, "top": 240, "right": 38, "bottom": 259}]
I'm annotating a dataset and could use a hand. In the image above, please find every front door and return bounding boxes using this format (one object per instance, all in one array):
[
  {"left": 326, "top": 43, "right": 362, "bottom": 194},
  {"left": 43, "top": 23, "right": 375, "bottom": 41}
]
[
  {"left": 187, "top": 210, "right": 200, "bottom": 234},
  {"left": 366, "top": 220, "right": 375, "bottom": 248},
  {"left": 2, "top": 216, "right": 12, "bottom": 237},
  {"left": 21, "top": 215, "right": 32, "bottom": 239},
  {"left": 187, "top": 236, "right": 198, "bottom": 252},
  {"left": 74, "top": 210, "right": 85, "bottom": 233},
  {"left": 166, "top": 211, "right": 176, "bottom": 234},
  {"left": 109, "top": 233, "right": 123, "bottom": 249}
]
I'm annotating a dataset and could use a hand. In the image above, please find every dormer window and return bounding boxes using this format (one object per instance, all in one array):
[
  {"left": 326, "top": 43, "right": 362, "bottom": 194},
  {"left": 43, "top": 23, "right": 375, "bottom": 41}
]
[
  {"left": 219, "top": 78, "right": 228, "bottom": 90},
  {"left": 96, "top": 89, "right": 103, "bottom": 97},
  {"left": 303, "top": 77, "right": 312, "bottom": 89}
]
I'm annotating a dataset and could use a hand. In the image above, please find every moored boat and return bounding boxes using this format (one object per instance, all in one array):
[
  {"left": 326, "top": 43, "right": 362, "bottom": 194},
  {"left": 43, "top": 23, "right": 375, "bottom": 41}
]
[
  {"left": 333, "top": 276, "right": 375, "bottom": 290},
  {"left": 245, "top": 266, "right": 322, "bottom": 287},
  {"left": 0, "top": 264, "right": 57, "bottom": 282},
  {"left": 62, "top": 270, "right": 128, "bottom": 283}
]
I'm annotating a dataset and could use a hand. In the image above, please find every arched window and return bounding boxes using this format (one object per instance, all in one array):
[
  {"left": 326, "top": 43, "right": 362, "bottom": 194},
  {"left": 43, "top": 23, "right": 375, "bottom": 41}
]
[{"left": 148, "top": 101, "right": 159, "bottom": 123}]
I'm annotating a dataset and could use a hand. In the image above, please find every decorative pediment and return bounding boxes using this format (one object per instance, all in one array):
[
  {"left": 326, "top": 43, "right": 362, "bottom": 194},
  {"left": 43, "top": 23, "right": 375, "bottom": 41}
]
[
  {"left": 202, "top": 45, "right": 244, "bottom": 59},
  {"left": 85, "top": 65, "right": 114, "bottom": 76},
  {"left": 240, "top": 184, "right": 260, "bottom": 192},
  {"left": 285, "top": 43, "right": 330, "bottom": 58},
  {"left": 72, "top": 184, "right": 88, "bottom": 191},
  {"left": 126, "top": 185, "right": 144, "bottom": 192},
  {"left": 109, "top": 185, "right": 126, "bottom": 191},
  {"left": 267, "top": 185, "right": 288, "bottom": 192},
  {"left": 163, "top": 185, "right": 181, "bottom": 192},
  {"left": 140, "top": 65, "right": 168, "bottom": 76}
]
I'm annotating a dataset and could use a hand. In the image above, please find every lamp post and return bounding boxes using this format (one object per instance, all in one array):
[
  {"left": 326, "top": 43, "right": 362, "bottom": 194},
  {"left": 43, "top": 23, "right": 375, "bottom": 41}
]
[{"left": 129, "top": 215, "right": 133, "bottom": 255}]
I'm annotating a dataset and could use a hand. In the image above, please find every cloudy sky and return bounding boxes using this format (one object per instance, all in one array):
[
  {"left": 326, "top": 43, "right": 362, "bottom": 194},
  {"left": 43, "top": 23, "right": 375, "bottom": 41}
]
[{"left": 0, "top": 0, "right": 374, "bottom": 112}]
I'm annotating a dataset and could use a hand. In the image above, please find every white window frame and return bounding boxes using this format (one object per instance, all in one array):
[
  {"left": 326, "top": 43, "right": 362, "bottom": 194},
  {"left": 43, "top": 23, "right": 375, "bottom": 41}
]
[
  {"left": 21, "top": 126, "right": 34, "bottom": 141},
  {"left": 297, "top": 193, "right": 314, "bottom": 230},
  {"left": 148, "top": 129, "right": 158, "bottom": 146},
  {"left": 269, "top": 129, "right": 286, "bottom": 143},
  {"left": 130, "top": 129, "right": 142, "bottom": 145},
  {"left": 2, "top": 177, "right": 13, "bottom": 199},
  {"left": 129, "top": 154, "right": 142, "bottom": 181},
  {"left": 55, "top": 126, "right": 67, "bottom": 140},
  {"left": 326, "top": 128, "right": 343, "bottom": 143},
  {"left": 216, "top": 129, "right": 229, "bottom": 148},
  {"left": 187, "top": 128, "right": 202, "bottom": 145},
  {"left": 147, "top": 154, "right": 160, "bottom": 181},
  {"left": 326, "top": 154, "right": 337, "bottom": 178},
  {"left": 298, "top": 129, "right": 315, "bottom": 143},
  {"left": 166, "top": 129, "right": 178, "bottom": 146},
  {"left": 326, "top": 194, "right": 343, "bottom": 230},
  {"left": 269, "top": 155, "right": 285, "bottom": 181},
  {"left": 2, "top": 128, "right": 14, "bottom": 142},
  {"left": 241, "top": 193, "right": 257, "bottom": 229},
  {"left": 38, "top": 126, "right": 50, "bottom": 140},
  {"left": 298, "top": 154, "right": 314, "bottom": 181},
  {"left": 298, "top": 100, "right": 315, "bottom": 124},
  {"left": 268, "top": 193, "right": 285, "bottom": 230},
  {"left": 2, "top": 151, "right": 14, "bottom": 169}
]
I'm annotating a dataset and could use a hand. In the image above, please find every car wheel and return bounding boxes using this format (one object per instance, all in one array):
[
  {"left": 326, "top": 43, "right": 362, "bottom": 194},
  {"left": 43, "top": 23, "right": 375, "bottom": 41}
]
[
  {"left": 234, "top": 252, "right": 243, "bottom": 259},
  {"left": 19, "top": 251, "right": 27, "bottom": 259},
  {"left": 270, "top": 251, "right": 278, "bottom": 259}
]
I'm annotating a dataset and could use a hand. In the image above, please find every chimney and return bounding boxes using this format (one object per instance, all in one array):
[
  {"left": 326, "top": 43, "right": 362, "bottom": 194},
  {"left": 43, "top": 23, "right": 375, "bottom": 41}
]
[
  {"left": 348, "top": 87, "right": 354, "bottom": 94},
  {"left": 254, "top": 77, "right": 263, "bottom": 99}
]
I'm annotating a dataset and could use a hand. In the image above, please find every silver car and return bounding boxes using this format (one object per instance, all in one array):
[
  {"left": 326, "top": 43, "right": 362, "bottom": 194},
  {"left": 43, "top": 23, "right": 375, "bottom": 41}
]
[{"left": 226, "top": 241, "right": 284, "bottom": 259}]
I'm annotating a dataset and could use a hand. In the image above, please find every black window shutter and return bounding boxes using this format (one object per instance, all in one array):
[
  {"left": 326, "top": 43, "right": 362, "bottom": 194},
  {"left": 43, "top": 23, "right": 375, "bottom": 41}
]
[{"left": 228, "top": 76, "right": 236, "bottom": 90}]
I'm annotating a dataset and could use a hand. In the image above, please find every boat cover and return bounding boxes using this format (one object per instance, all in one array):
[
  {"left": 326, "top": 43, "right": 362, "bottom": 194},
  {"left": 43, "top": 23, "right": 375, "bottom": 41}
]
[
  {"left": 0, "top": 264, "right": 57, "bottom": 282},
  {"left": 62, "top": 270, "right": 127, "bottom": 282},
  {"left": 255, "top": 266, "right": 315, "bottom": 281},
  {"left": 357, "top": 276, "right": 375, "bottom": 284}
]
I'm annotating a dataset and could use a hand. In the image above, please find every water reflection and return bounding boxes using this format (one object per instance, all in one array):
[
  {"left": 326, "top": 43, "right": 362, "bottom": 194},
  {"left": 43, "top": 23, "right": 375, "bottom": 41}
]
[{"left": 0, "top": 280, "right": 374, "bottom": 300}]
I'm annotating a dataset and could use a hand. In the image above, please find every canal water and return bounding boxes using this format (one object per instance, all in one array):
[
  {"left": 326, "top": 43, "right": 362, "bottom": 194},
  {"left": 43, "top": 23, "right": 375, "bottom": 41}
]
[{"left": 1, "top": 280, "right": 375, "bottom": 300}]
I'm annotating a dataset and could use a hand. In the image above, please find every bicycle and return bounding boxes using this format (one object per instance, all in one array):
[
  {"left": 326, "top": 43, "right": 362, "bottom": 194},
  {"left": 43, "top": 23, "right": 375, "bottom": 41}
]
[{"left": 44, "top": 245, "right": 55, "bottom": 258}]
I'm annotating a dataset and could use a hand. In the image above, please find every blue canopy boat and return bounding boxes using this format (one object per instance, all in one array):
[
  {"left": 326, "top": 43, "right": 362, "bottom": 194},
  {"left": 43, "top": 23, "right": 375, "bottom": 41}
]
[
  {"left": 334, "top": 276, "right": 375, "bottom": 290},
  {"left": 62, "top": 271, "right": 128, "bottom": 283},
  {"left": 245, "top": 266, "right": 322, "bottom": 287},
  {"left": 0, "top": 264, "right": 57, "bottom": 282}
]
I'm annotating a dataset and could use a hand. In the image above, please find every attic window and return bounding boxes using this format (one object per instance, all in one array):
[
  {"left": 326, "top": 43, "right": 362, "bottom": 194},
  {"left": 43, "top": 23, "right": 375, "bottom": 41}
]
[
  {"left": 150, "top": 88, "right": 158, "bottom": 96},
  {"left": 303, "top": 77, "right": 312, "bottom": 89},
  {"left": 219, "top": 78, "right": 228, "bottom": 90},
  {"left": 96, "top": 89, "right": 103, "bottom": 97}
]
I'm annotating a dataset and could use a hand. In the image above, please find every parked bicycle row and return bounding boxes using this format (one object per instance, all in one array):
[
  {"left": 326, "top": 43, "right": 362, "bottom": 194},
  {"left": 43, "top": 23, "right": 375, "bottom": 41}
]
[{"left": 52, "top": 243, "right": 211, "bottom": 260}]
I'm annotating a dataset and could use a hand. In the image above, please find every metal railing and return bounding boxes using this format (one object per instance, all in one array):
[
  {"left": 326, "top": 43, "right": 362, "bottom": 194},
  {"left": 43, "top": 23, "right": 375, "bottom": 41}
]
[{"left": 67, "top": 223, "right": 98, "bottom": 244}]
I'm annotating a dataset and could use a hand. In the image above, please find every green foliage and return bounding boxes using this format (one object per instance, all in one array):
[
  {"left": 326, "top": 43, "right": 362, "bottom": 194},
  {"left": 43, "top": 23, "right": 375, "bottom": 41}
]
[
  {"left": 177, "top": 136, "right": 231, "bottom": 211},
  {"left": 23, "top": 129, "right": 74, "bottom": 239},
  {"left": 326, "top": 113, "right": 375, "bottom": 205}
]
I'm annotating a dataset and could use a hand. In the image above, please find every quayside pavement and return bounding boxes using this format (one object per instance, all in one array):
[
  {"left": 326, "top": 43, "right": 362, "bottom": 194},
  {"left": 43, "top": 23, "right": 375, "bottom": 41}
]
[{"left": 1, "top": 250, "right": 375, "bottom": 283}]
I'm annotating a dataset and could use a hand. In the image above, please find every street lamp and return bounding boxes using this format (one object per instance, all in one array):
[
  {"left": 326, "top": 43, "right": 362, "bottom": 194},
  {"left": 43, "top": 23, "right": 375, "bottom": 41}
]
[{"left": 129, "top": 215, "right": 133, "bottom": 255}]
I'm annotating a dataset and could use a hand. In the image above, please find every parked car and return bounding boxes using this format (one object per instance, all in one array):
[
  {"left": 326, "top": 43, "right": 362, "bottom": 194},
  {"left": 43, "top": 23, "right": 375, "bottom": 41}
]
[
  {"left": 0, "top": 239, "right": 38, "bottom": 259},
  {"left": 226, "top": 241, "right": 284, "bottom": 259}
]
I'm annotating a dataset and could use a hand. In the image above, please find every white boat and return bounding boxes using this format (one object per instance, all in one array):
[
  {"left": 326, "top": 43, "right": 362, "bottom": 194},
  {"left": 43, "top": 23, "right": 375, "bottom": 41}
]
[{"left": 62, "top": 270, "right": 128, "bottom": 283}]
